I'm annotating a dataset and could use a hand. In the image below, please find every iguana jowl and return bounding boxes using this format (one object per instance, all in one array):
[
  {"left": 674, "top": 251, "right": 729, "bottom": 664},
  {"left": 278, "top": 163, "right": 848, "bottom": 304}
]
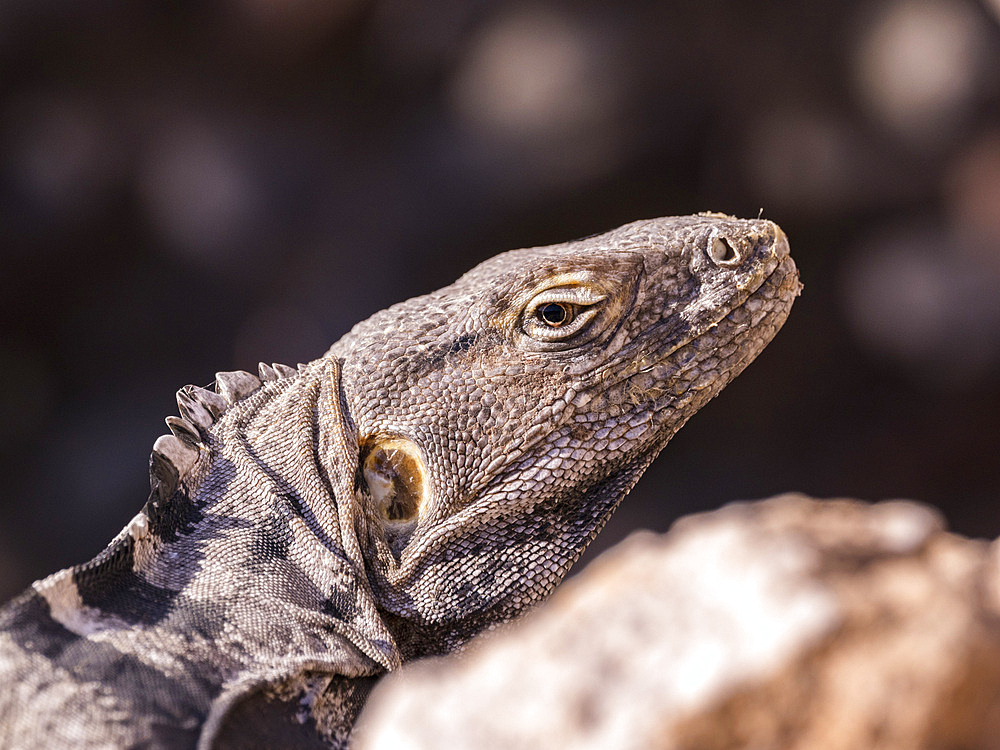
[{"left": 0, "top": 214, "right": 799, "bottom": 748}]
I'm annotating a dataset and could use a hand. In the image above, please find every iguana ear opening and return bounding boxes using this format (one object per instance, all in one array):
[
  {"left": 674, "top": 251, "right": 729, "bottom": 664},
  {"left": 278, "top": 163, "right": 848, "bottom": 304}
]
[{"left": 359, "top": 437, "right": 428, "bottom": 556}]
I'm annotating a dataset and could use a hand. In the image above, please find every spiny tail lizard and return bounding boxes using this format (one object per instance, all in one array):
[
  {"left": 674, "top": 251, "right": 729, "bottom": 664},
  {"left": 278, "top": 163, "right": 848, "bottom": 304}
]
[{"left": 0, "top": 213, "right": 800, "bottom": 748}]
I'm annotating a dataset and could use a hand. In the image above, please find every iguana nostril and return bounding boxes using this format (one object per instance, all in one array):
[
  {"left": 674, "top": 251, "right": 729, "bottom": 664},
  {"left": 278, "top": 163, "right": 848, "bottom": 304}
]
[
  {"left": 708, "top": 236, "right": 740, "bottom": 266},
  {"left": 362, "top": 438, "right": 428, "bottom": 523}
]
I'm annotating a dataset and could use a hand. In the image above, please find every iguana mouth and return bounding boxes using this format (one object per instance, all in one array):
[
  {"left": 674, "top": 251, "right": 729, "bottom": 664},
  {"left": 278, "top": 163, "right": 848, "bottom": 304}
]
[
  {"left": 603, "top": 249, "right": 800, "bottom": 388},
  {"left": 671, "top": 253, "right": 800, "bottom": 366},
  {"left": 721, "top": 253, "right": 801, "bottom": 330}
]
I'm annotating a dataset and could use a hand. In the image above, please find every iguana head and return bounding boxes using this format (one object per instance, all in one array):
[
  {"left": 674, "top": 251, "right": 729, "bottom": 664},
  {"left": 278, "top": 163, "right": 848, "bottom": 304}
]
[{"left": 328, "top": 213, "right": 800, "bottom": 653}]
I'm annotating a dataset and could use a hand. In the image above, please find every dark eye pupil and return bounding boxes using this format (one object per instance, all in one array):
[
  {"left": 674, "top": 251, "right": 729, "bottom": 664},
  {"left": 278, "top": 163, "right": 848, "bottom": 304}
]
[{"left": 539, "top": 302, "right": 569, "bottom": 326}]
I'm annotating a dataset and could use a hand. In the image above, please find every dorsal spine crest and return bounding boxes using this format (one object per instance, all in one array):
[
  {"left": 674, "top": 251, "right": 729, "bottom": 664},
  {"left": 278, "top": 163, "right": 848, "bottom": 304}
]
[{"left": 147, "top": 363, "right": 298, "bottom": 500}]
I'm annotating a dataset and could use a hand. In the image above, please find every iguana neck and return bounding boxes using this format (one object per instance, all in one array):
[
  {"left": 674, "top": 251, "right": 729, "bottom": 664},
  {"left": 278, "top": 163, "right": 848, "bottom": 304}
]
[{"left": 18, "top": 360, "right": 399, "bottom": 745}]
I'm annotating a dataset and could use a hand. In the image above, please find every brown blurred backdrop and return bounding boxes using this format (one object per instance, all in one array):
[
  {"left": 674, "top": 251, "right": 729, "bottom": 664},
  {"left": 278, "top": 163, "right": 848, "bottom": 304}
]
[{"left": 2, "top": 0, "right": 1000, "bottom": 601}]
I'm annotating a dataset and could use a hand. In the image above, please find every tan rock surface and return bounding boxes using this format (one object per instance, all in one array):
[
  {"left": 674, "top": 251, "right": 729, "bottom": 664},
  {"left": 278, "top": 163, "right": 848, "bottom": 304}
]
[{"left": 354, "top": 495, "right": 1000, "bottom": 749}]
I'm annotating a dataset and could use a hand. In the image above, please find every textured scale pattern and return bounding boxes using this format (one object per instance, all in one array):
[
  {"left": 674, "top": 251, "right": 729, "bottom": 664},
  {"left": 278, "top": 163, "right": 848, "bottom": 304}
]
[{"left": 0, "top": 214, "right": 799, "bottom": 748}]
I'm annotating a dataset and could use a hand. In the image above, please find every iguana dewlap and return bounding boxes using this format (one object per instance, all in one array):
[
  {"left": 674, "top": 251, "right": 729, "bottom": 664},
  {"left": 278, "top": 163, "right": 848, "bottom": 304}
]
[{"left": 0, "top": 214, "right": 800, "bottom": 749}]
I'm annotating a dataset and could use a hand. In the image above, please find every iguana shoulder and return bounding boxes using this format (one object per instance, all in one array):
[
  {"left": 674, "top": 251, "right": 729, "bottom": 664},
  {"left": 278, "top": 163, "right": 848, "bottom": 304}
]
[{"left": 2, "top": 358, "right": 389, "bottom": 748}]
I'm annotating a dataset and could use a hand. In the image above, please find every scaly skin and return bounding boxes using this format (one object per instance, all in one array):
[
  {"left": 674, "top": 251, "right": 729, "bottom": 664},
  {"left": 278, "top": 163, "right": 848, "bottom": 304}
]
[{"left": 0, "top": 214, "right": 799, "bottom": 749}]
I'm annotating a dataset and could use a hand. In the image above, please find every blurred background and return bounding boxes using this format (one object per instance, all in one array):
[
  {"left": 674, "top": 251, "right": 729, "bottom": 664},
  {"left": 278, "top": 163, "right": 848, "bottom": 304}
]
[{"left": 2, "top": 0, "right": 1000, "bottom": 601}]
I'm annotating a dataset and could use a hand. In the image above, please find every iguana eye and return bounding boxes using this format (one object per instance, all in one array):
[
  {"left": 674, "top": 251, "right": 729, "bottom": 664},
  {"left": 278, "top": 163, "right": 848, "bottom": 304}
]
[
  {"left": 537, "top": 302, "right": 573, "bottom": 327},
  {"left": 522, "top": 286, "right": 606, "bottom": 344}
]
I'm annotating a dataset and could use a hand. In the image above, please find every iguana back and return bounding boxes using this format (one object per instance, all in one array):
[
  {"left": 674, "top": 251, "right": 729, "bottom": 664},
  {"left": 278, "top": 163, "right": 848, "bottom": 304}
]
[{"left": 0, "top": 214, "right": 799, "bottom": 748}]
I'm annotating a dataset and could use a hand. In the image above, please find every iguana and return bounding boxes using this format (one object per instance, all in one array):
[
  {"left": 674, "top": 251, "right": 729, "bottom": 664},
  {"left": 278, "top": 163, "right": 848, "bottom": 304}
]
[{"left": 0, "top": 213, "right": 799, "bottom": 749}]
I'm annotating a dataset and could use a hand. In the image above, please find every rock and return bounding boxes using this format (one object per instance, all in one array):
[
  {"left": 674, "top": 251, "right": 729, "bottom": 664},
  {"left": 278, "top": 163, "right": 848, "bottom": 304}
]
[{"left": 354, "top": 494, "right": 1000, "bottom": 750}]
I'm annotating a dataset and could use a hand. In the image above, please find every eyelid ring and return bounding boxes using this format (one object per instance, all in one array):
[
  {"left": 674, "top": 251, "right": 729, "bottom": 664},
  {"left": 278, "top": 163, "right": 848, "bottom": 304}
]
[
  {"left": 529, "top": 286, "right": 607, "bottom": 307},
  {"left": 524, "top": 285, "right": 606, "bottom": 342}
]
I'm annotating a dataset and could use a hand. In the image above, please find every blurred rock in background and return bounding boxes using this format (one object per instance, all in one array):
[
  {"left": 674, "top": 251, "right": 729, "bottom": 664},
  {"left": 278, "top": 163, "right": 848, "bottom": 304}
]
[
  {"left": 355, "top": 496, "right": 1000, "bottom": 750},
  {"left": 1, "top": 0, "right": 999, "bottom": 600}
]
